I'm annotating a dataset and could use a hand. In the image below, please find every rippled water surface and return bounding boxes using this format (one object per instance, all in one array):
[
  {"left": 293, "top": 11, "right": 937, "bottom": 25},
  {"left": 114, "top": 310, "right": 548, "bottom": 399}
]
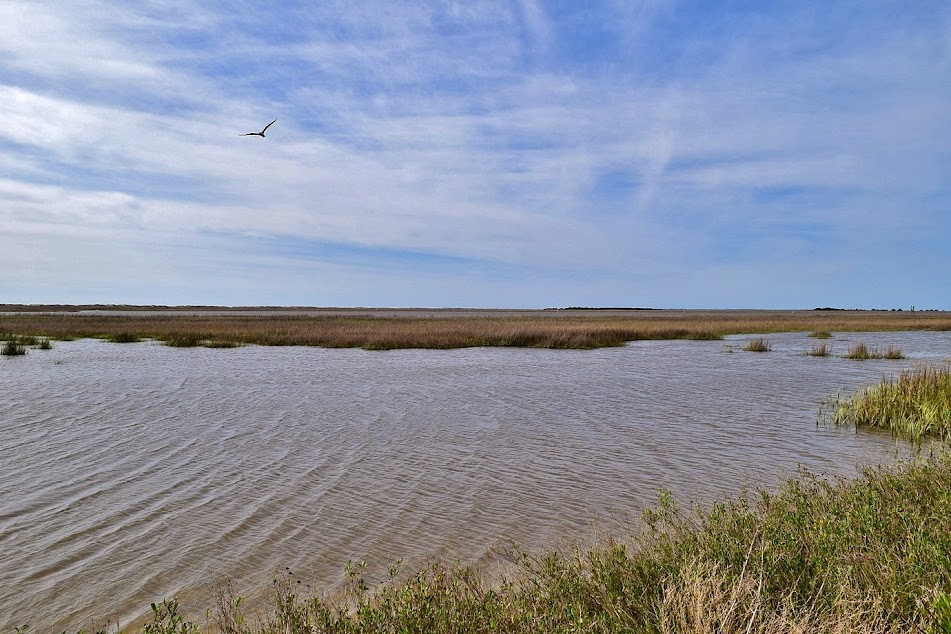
[{"left": 2, "top": 331, "right": 949, "bottom": 631}]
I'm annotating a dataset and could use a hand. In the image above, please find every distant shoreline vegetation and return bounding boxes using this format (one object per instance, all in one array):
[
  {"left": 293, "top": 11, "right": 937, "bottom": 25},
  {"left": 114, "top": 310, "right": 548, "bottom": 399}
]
[
  {"left": 1, "top": 307, "right": 949, "bottom": 350},
  {"left": 0, "top": 304, "right": 944, "bottom": 313},
  {"left": 544, "top": 306, "right": 660, "bottom": 310},
  {"left": 813, "top": 306, "right": 943, "bottom": 312}
]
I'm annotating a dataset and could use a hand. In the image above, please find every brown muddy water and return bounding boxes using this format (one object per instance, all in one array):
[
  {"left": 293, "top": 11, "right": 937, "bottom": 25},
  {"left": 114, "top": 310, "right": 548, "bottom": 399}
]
[{"left": 2, "top": 331, "right": 949, "bottom": 631}]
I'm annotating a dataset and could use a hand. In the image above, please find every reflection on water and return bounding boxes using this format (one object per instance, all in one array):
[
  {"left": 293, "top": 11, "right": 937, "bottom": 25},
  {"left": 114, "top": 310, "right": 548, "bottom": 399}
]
[{"left": 1, "top": 331, "right": 948, "bottom": 631}]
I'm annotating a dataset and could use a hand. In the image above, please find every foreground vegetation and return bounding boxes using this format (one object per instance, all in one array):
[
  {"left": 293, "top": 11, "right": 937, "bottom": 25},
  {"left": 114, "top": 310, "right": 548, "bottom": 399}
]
[
  {"left": 826, "top": 363, "right": 951, "bottom": 443},
  {"left": 47, "top": 448, "right": 951, "bottom": 634},
  {"left": 2, "top": 308, "right": 949, "bottom": 350}
]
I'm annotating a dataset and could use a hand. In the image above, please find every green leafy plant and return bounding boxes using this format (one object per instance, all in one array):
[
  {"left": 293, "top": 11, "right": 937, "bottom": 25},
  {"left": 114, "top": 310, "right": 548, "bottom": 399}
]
[{"left": 142, "top": 598, "right": 200, "bottom": 634}]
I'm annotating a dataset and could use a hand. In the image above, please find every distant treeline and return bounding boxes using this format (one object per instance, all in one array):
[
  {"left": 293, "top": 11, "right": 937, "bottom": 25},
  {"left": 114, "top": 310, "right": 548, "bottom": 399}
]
[
  {"left": 0, "top": 304, "right": 315, "bottom": 312},
  {"left": 814, "top": 307, "right": 943, "bottom": 312}
]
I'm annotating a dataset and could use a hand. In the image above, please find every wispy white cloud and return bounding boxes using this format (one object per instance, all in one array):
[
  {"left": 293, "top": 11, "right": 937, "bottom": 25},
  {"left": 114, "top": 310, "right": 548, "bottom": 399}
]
[
  {"left": 0, "top": 3, "right": 156, "bottom": 80},
  {"left": 1, "top": 1, "right": 948, "bottom": 307},
  {"left": 515, "top": 0, "right": 552, "bottom": 52}
]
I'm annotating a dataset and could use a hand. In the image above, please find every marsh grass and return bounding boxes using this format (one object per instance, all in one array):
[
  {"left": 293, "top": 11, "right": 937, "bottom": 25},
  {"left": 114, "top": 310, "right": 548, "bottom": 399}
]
[
  {"left": 825, "top": 363, "right": 951, "bottom": 442},
  {"left": 2, "top": 338, "right": 27, "bottom": 356},
  {"left": 0, "top": 315, "right": 729, "bottom": 350},
  {"left": 203, "top": 340, "right": 242, "bottom": 349},
  {"left": 165, "top": 335, "right": 241, "bottom": 348},
  {"left": 1, "top": 334, "right": 54, "bottom": 350},
  {"left": 67, "top": 450, "right": 951, "bottom": 633},
  {"left": 883, "top": 345, "right": 905, "bottom": 360},
  {"left": 843, "top": 342, "right": 905, "bottom": 360},
  {"left": 1, "top": 309, "right": 948, "bottom": 350},
  {"left": 844, "top": 342, "right": 873, "bottom": 359},
  {"left": 744, "top": 337, "right": 771, "bottom": 352},
  {"left": 109, "top": 332, "right": 142, "bottom": 343},
  {"left": 809, "top": 330, "right": 833, "bottom": 339},
  {"left": 807, "top": 343, "right": 831, "bottom": 357},
  {"left": 165, "top": 335, "right": 204, "bottom": 348}
]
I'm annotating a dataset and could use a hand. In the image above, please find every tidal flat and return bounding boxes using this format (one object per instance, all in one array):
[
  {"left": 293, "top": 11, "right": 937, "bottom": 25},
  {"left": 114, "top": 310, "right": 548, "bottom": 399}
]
[{"left": 2, "top": 325, "right": 950, "bottom": 631}]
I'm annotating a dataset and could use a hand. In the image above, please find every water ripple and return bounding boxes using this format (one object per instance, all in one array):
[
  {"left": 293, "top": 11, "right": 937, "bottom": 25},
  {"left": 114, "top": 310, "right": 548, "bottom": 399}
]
[{"left": 1, "top": 332, "right": 947, "bottom": 631}]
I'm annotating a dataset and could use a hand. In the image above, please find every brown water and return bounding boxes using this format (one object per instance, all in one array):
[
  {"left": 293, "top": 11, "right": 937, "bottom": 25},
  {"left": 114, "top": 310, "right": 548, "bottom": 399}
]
[{"left": 1, "top": 331, "right": 948, "bottom": 631}]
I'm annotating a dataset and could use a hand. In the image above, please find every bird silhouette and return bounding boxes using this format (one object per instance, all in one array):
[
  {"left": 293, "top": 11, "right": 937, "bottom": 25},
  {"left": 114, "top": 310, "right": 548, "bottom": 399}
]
[{"left": 240, "top": 119, "right": 277, "bottom": 138}]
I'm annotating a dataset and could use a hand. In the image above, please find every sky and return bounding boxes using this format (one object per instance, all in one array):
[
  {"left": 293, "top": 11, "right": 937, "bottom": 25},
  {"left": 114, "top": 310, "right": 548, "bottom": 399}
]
[{"left": 1, "top": 1, "right": 949, "bottom": 309}]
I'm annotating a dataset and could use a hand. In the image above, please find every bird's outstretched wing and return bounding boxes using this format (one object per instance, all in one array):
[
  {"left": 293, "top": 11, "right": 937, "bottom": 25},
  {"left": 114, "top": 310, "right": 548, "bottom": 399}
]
[{"left": 239, "top": 120, "right": 277, "bottom": 136}]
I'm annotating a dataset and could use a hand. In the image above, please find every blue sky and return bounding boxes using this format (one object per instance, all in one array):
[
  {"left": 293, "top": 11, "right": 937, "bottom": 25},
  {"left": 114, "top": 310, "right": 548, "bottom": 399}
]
[{"left": 1, "top": 1, "right": 949, "bottom": 308}]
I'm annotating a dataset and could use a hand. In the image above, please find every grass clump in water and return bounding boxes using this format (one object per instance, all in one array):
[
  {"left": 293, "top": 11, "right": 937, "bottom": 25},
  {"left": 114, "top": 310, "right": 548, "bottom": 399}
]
[
  {"left": 807, "top": 343, "right": 831, "bottom": 357},
  {"left": 744, "top": 337, "right": 770, "bottom": 352},
  {"left": 844, "top": 341, "right": 873, "bottom": 359},
  {"left": 809, "top": 330, "right": 833, "bottom": 339},
  {"left": 843, "top": 342, "right": 905, "bottom": 360},
  {"left": 883, "top": 345, "right": 905, "bottom": 359},
  {"left": 825, "top": 363, "right": 951, "bottom": 442},
  {"left": 2, "top": 338, "right": 27, "bottom": 356}
]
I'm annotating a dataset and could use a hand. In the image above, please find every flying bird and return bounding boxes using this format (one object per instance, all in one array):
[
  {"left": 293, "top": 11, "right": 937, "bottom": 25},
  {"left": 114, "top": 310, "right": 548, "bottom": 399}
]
[{"left": 240, "top": 119, "right": 277, "bottom": 138}]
